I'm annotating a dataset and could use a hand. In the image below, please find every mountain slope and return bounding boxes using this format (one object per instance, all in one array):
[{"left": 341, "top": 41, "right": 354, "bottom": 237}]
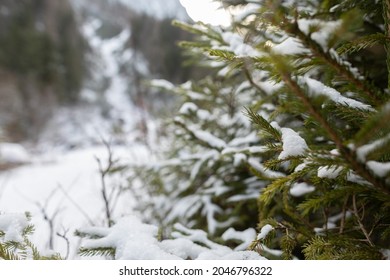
[{"left": 115, "top": 0, "right": 188, "bottom": 20}]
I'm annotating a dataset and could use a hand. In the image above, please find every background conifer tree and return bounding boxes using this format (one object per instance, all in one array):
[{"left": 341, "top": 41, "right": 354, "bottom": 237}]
[{"left": 130, "top": 21, "right": 273, "bottom": 237}]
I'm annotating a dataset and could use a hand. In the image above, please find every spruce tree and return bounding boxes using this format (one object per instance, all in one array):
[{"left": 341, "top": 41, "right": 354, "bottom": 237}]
[
  {"left": 215, "top": 0, "right": 389, "bottom": 259},
  {"left": 130, "top": 0, "right": 390, "bottom": 259},
  {"left": 130, "top": 23, "right": 269, "bottom": 236}
]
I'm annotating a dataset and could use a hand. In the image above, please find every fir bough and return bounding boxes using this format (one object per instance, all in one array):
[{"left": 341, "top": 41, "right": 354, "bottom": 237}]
[
  {"left": 0, "top": 213, "right": 61, "bottom": 260},
  {"left": 127, "top": 0, "right": 390, "bottom": 259}
]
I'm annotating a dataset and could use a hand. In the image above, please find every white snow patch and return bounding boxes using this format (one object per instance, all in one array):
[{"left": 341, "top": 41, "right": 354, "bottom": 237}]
[
  {"left": 233, "top": 153, "right": 247, "bottom": 166},
  {"left": 317, "top": 166, "right": 343, "bottom": 179},
  {"left": 0, "top": 213, "right": 29, "bottom": 242},
  {"left": 257, "top": 224, "right": 274, "bottom": 240},
  {"left": 278, "top": 128, "right": 308, "bottom": 160},
  {"left": 227, "top": 193, "right": 259, "bottom": 202},
  {"left": 80, "top": 216, "right": 265, "bottom": 260},
  {"left": 233, "top": 3, "right": 261, "bottom": 22},
  {"left": 190, "top": 150, "right": 218, "bottom": 180},
  {"left": 222, "top": 145, "right": 266, "bottom": 156},
  {"left": 357, "top": 134, "right": 390, "bottom": 162},
  {"left": 300, "top": 76, "right": 373, "bottom": 111},
  {"left": 366, "top": 161, "right": 390, "bottom": 177},
  {"left": 82, "top": 216, "right": 179, "bottom": 260},
  {"left": 0, "top": 143, "right": 30, "bottom": 164},
  {"left": 228, "top": 132, "right": 259, "bottom": 147},
  {"left": 150, "top": 79, "right": 175, "bottom": 91},
  {"left": 273, "top": 37, "right": 308, "bottom": 55},
  {"left": 197, "top": 109, "right": 212, "bottom": 120},
  {"left": 222, "top": 227, "right": 257, "bottom": 251},
  {"left": 294, "top": 162, "right": 307, "bottom": 172},
  {"left": 221, "top": 32, "right": 262, "bottom": 57},
  {"left": 248, "top": 158, "right": 284, "bottom": 178},
  {"left": 298, "top": 19, "right": 342, "bottom": 50},
  {"left": 0, "top": 145, "right": 149, "bottom": 258},
  {"left": 217, "top": 65, "right": 231, "bottom": 77},
  {"left": 251, "top": 71, "right": 283, "bottom": 95},
  {"left": 187, "top": 90, "right": 208, "bottom": 100},
  {"left": 289, "top": 182, "right": 315, "bottom": 197},
  {"left": 314, "top": 221, "right": 337, "bottom": 233},
  {"left": 179, "top": 102, "right": 198, "bottom": 115},
  {"left": 189, "top": 126, "right": 227, "bottom": 149},
  {"left": 329, "top": 49, "right": 364, "bottom": 80}
]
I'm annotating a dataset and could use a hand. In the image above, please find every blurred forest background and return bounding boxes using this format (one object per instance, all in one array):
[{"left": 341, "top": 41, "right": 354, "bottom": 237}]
[
  {"left": 0, "top": 0, "right": 203, "bottom": 258},
  {"left": 0, "top": 0, "right": 194, "bottom": 145}
]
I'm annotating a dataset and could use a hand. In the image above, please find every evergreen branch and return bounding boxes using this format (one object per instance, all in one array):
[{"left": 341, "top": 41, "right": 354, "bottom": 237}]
[
  {"left": 303, "top": 236, "right": 382, "bottom": 259},
  {"left": 275, "top": 62, "right": 390, "bottom": 195},
  {"left": 281, "top": 186, "right": 314, "bottom": 238},
  {"left": 259, "top": 177, "right": 290, "bottom": 206},
  {"left": 352, "top": 195, "right": 374, "bottom": 247},
  {"left": 0, "top": 242, "right": 21, "bottom": 260},
  {"left": 209, "top": 49, "right": 236, "bottom": 61},
  {"left": 280, "top": 232, "right": 297, "bottom": 260},
  {"left": 337, "top": 33, "right": 386, "bottom": 55},
  {"left": 355, "top": 103, "right": 390, "bottom": 147},
  {"left": 178, "top": 41, "right": 211, "bottom": 51},
  {"left": 22, "top": 224, "right": 35, "bottom": 237},
  {"left": 172, "top": 20, "right": 222, "bottom": 42},
  {"left": 288, "top": 21, "right": 383, "bottom": 105},
  {"left": 78, "top": 247, "right": 115, "bottom": 258},
  {"left": 74, "top": 229, "right": 106, "bottom": 239},
  {"left": 24, "top": 238, "right": 42, "bottom": 260},
  {"left": 278, "top": 64, "right": 344, "bottom": 149},
  {"left": 174, "top": 118, "right": 226, "bottom": 151},
  {"left": 244, "top": 108, "right": 282, "bottom": 141}
]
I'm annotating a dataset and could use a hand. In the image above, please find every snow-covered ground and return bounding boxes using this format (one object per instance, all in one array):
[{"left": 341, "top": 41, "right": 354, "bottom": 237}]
[
  {"left": 0, "top": 145, "right": 149, "bottom": 258},
  {"left": 0, "top": 2, "right": 155, "bottom": 258}
]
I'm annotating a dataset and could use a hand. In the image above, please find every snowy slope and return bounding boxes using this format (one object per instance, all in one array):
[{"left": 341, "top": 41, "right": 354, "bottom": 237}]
[
  {"left": 0, "top": 145, "right": 150, "bottom": 258},
  {"left": 114, "top": 0, "right": 188, "bottom": 20}
]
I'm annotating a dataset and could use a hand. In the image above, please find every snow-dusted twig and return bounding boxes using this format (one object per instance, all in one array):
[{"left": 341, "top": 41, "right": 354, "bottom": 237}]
[
  {"left": 57, "top": 227, "right": 70, "bottom": 260},
  {"left": 34, "top": 188, "right": 62, "bottom": 250},
  {"left": 95, "top": 139, "right": 120, "bottom": 227}
]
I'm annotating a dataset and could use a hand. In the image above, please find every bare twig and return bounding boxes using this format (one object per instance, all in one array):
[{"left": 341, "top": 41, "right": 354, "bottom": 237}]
[
  {"left": 35, "top": 188, "right": 62, "bottom": 250},
  {"left": 28, "top": 187, "right": 63, "bottom": 250},
  {"left": 352, "top": 195, "right": 374, "bottom": 247},
  {"left": 95, "top": 139, "right": 119, "bottom": 227},
  {"left": 56, "top": 227, "right": 70, "bottom": 260},
  {"left": 57, "top": 184, "right": 94, "bottom": 226}
]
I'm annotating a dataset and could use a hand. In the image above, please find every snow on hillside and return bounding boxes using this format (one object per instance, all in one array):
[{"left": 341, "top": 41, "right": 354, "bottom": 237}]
[
  {"left": 114, "top": 0, "right": 188, "bottom": 20},
  {"left": 37, "top": 7, "right": 151, "bottom": 150}
]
